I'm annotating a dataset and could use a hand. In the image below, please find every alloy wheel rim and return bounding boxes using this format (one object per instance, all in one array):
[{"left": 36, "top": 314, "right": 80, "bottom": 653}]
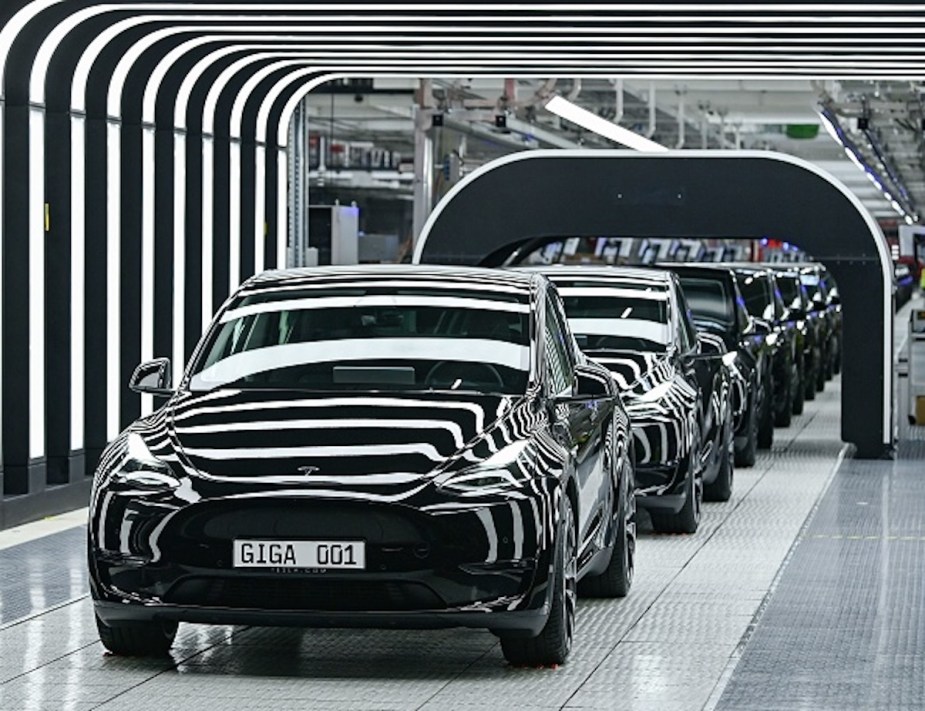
[
  {"left": 563, "top": 506, "right": 577, "bottom": 653},
  {"left": 624, "top": 464, "right": 636, "bottom": 584},
  {"left": 693, "top": 470, "right": 704, "bottom": 523}
]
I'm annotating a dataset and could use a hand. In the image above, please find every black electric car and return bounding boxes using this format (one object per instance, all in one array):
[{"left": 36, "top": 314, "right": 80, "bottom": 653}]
[
  {"left": 518, "top": 266, "right": 734, "bottom": 528},
  {"left": 766, "top": 265, "right": 821, "bottom": 407},
  {"left": 794, "top": 263, "right": 842, "bottom": 386},
  {"left": 663, "top": 264, "right": 773, "bottom": 467},
  {"left": 89, "top": 266, "right": 636, "bottom": 667},
  {"left": 724, "top": 265, "right": 800, "bottom": 431}
]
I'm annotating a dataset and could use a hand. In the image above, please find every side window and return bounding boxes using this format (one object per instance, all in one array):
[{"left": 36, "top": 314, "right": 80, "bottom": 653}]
[
  {"left": 733, "top": 282, "right": 750, "bottom": 333},
  {"left": 770, "top": 278, "right": 786, "bottom": 319},
  {"left": 549, "top": 291, "right": 578, "bottom": 370},
  {"left": 544, "top": 301, "right": 572, "bottom": 396},
  {"left": 675, "top": 287, "right": 699, "bottom": 352},
  {"left": 760, "top": 276, "right": 776, "bottom": 321}
]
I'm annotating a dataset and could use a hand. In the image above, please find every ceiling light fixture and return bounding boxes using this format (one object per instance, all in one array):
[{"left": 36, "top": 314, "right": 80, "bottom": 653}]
[{"left": 544, "top": 95, "right": 668, "bottom": 153}]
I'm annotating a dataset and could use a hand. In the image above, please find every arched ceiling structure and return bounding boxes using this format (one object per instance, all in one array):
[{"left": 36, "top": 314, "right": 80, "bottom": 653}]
[{"left": 0, "top": 0, "right": 918, "bottom": 517}]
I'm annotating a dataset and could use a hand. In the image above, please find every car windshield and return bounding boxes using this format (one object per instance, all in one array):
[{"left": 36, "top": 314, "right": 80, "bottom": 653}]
[
  {"left": 738, "top": 274, "right": 775, "bottom": 320},
  {"left": 678, "top": 277, "right": 733, "bottom": 329},
  {"left": 775, "top": 275, "right": 804, "bottom": 312},
  {"left": 188, "top": 287, "right": 532, "bottom": 394},
  {"left": 554, "top": 280, "right": 670, "bottom": 353},
  {"left": 799, "top": 272, "right": 826, "bottom": 305},
  {"left": 513, "top": 237, "right": 626, "bottom": 266}
]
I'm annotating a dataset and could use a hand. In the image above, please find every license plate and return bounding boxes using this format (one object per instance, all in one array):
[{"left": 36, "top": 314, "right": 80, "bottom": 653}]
[{"left": 232, "top": 540, "right": 365, "bottom": 570}]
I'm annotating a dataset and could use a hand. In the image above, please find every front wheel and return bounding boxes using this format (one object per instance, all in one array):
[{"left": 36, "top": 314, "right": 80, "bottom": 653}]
[
  {"left": 805, "top": 359, "right": 817, "bottom": 401},
  {"left": 501, "top": 496, "right": 577, "bottom": 666},
  {"left": 650, "top": 455, "right": 702, "bottom": 534},
  {"left": 774, "top": 359, "right": 795, "bottom": 427},
  {"left": 96, "top": 614, "right": 177, "bottom": 656},
  {"left": 734, "top": 393, "right": 758, "bottom": 467},
  {"left": 792, "top": 354, "right": 805, "bottom": 415},
  {"left": 757, "top": 374, "right": 774, "bottom": 449},
  {"left": 579, "top": 461, "right": 635, "bottom": 598},
  {"left": 705, "top": 412, "right": 734, "bottom": 502}
]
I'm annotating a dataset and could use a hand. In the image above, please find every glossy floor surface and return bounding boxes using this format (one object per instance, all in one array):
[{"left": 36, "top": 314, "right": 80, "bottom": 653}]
[{"left": 1, "top": 304, "right": 923, "bottom": 711}]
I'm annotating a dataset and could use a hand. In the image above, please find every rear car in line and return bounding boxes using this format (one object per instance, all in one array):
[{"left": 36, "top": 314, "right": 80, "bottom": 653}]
[{"left": 514, "top": 264, "right": 735, "bottom": 529}]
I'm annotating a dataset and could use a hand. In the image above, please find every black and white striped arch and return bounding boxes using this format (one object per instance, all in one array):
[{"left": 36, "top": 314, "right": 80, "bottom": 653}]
[{"left": 0, "top": 1, "right": 913, "bottom": 519}]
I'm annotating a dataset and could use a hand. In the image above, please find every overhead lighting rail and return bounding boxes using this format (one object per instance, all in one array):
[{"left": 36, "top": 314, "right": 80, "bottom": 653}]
[
  {"left": 817, "top": 104, "right": 918, "bottom": 224},
  {"left": 544, "top": 95, "right": 669, "bottom": 152}
]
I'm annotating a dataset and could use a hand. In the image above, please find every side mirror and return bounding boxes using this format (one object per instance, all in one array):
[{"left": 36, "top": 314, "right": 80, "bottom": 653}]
[
  {"left": 129, "top": 358, "right": 173, "bottom": 397},
  {"left": 552, "top": 364, "right": 611, "bottom": 403},
  {"left": 696, "top": 333, "right": 725, "bottom": 357},
  {"left": 574, "top": 365, "right": 611, "bottom": 397}
]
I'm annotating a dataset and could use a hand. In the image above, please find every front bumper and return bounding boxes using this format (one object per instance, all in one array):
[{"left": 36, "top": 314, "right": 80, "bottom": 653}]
[{"left": 89, "top": 492, "right": 556, "bottom": 634}]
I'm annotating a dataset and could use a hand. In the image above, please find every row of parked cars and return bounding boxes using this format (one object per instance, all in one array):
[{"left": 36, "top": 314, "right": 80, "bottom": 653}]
[{"left": 86, "top": 248, "right": 841, "bottom": 668}]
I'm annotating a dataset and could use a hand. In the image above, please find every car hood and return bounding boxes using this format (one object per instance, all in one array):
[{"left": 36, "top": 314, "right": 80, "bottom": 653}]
[
  {"left": 162, "top": 389, "right": 526, "bottom": 484},
  {"left": 584, "top": 350, "right": 673, "bottom": 401}
]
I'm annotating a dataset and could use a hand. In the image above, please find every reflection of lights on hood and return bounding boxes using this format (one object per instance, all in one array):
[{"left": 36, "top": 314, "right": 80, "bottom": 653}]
[
  {"left": 435, "top": 440, "right": 531, "bottom": 494},
  {"left": 478, "top": 440, "right": 530, "bottom": 468},
  {"left": 637, "top": 379, "right": 672, "bottom": 402},
  {"left": 126, "top": 432, "right": 166, "bottom": 468},
  {"left": 766, "top": 333, "right": 779, "bottom": 347},
  {"left": 722, "top": 351, "right": 738, "bottom": 367}
]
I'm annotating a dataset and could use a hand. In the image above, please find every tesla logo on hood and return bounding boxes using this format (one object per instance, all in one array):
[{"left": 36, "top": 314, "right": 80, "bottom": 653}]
[{"left": 297, "top": 466, "right": 320, "bottom": 476}]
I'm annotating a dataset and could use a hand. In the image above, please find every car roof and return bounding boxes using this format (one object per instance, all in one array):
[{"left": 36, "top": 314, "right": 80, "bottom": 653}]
[
  {"left": 710, "top": 262, "right": 775, "bottom": 277},
  {"left": 513, "top": 264, "right": 673, "bottom": 285},
  {"left": 242, "top": 264, "right": 542, "bottom": 294},
  {"left": 658, "top": 263, "right": 737, "bottom": 279}
]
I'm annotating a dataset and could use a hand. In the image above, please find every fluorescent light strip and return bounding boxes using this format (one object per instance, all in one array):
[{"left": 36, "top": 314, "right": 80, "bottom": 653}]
[
  {"left": 70, "top": 115, "right": 85, "bottom": 451},
  {"left": 201, "top": 136, "right": 214, "bottom": 333},
  {"left": 545, "top": 95, "right": 668, "bottom": 152},
  {"left": 29, "top": 108, "right": 45, "bottom": 459},
  {"left": 0, "top": 105, "right": 4, "bottom": 460},
  {"left": 173, "top": 132, "right": 186, "bottom": 386},
  {"left": 277, "top": 146, "right": 288, "bottom": 268},
  {"left": 106, "top": 121, "right": 121, "bottom": 440},
  {"left": 254, "top": 144, "right": 266, "bottom": 273},
  {"left": 140, "top": 126, "right": 155, "bottom": 417},
  {"left": 229, "top": 141, "right": 242, "bottom": 293}
]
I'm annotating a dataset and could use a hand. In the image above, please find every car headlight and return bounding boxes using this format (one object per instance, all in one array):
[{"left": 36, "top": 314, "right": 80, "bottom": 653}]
[
  {"left": 765, "top": 332, "right": 779, "bottom": 347},
  {"left": 435, "top": 441, "right": 532, "bottom": 496},
  {"left": 110, "top": 433, "right": 179, "bottom": 490},
  {"left": 722, "top": 351, "right": 738, "bottom": 367}
]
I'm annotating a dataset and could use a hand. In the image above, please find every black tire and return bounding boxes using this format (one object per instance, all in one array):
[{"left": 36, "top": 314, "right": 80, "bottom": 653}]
[
  {"left": 757, "top": 376, "right": 774, "bottom": 449},
  {"left": 501, "top": 497, "right": 577, "bottom": 666},
  {"left": 774, "top": 359, "right": 795, "bottom": 427},
  {"left": 579, "top": 461, "right": 635, "bottom": 598},
  {"left": 816, "top": 359, "right": 826, "bottom": 392},
  {"left": 775, "top": 394, "right": 792, "bottom": 427},
  {"left": 650, "top": 455, "right": 702, "bottom": 534},
  {"left": 705, "top": 414, "right": 734, "bottom": 502},
  {"left": 805, "top": 363, "right": 817, "bottom": 401},
  {"left": 734, "top": 396, "right": 757, "bottom": 468},
  {"left": 96, "top": 614, "right": 177, "bottom": 656},
  {"left": 792, "top": 370, "right": 805, "bottom": 415}
]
